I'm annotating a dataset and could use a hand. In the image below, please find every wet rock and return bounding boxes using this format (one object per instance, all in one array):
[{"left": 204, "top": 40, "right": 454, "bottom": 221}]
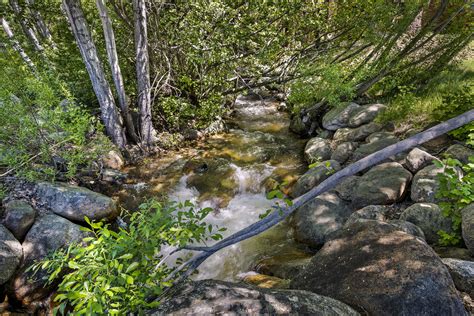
[
  {"left": 462, "top": 204, "right": 474, "bottom": 255},
  {"left": 101, "top": 169, "right": 127, "bottom": 184},
  {"left": 400, "top": 203, "right": 452, "bottom": 244},
  {"left": 304, "top": 137, "right": 332, "bottom": 163},
  {"left": 293, "top": 192, "right": 352, "bottom": 248},
  {"left": 445, "top": 144, "right": 474, "bottom": 164},
  {"left": 102, "top": 150, "right": 124, "bottom": 170},
  {"left": 153, "top": 280, "right": 360, "bottom": 315},
  {"left": 442, "top": 258, "right": 474, "bottom": 297},
  {"left": 348, "top": 103, "right": 386, "bottom": 128},
  {"left": 322, "top": 102, "right": 360, "bottom": 131},
  {"left": 352, "top": 162, "right": 412, "bottom": 209},
  {"left": 345, "top": 205, "right": 387, "bottom": 225},
  {"left": 291, "top": 160, "right": 341, "bottom": 198},
  {"left": 388, "top": 219, "right": 426, "bottom": 240},
  {"left": 9, "top": 214, "right": 85, "bottom": 305},
  {"left": 410, "top": 164, "right": 445, "bottom": 203},
  {"left": 240, "top": 273, "right": 290, "bottom": 289},
  {"left": 404, "top": 148, "right": 438, "bottom": 173},
  {"left": 2, "top": 200, "right": 35, "bottom": 241},
  {"left": 333, "top": 122, "right": 383, "bottom": 143},
  {"left": 256, "top": 250, "right": 313, "bottom": 279},
  {"left": 352, "top": 134, "right": 399, "bottom": 161},
  {"left": 331, "top": 142, "right": 358, "bottom": 164},
  {"left": 203, "top": 118, "right": 227, "bottom": 134},
  {"left": 334, "top": 176, "right": 360, "bottom": 201},
  {"left": 0, "top": 224, "right": 22, "bottom": 285},
  {"left": 290, "top": 220, "right": 467, "bottom": 315},
  {"left": 34, "top": 182, "right": 118, "bottom": 223}
]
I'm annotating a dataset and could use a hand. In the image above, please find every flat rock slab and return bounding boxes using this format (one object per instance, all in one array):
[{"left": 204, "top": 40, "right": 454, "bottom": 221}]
[
  {"left": 153, "top": 279, "right": 360, "bottom": 315},
  {"left": 290, "top": 220, "right": 467, "bottom": 315},
  {"left": 352, "top": 162, "right": 412, "bottom": 209},
  {"left": 35, "top": 182, "right": 118, "bottom": 223}
]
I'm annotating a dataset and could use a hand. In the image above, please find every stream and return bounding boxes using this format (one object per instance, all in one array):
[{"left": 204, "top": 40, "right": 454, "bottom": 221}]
[{"left": 113, "top": 95, "right": 309, "bottom": 281}]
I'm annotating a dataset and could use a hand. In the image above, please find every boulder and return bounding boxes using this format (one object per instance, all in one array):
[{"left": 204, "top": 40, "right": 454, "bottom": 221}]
[
  {"left": 334, "top": 176, "right": 360, "bottom": 201},
  {"left": 445, "top": 144, "right": 474, "bottom": 164},
  {"left": 153, "top": 280, "right": 359, "bottom": 315},
  {"left": 333, "top": 122, "right": 382, "bottom": 143},
  {"left": 256, "top": 250, "right": 313, "bottom": 280},
  {"left": 292, "top": 192, "right": 352, "bottom": 248},
  {"left": 352, "top": 134, "right": 399, "bottom": 161},
  {"left": 9, "top": 214, "right": 85, "bottom": 305},
  {"left": 410, "top": 164, "right": 445, "bottom": 203},
  {"left": 399, "top": 203, "right": 452, "bottom": 244},
  {"left": 365, "top": 131, "right": 394, "bottom": 143},
  {"left": 2, "top": 200, "right": 35, "bottom": 241},
  {"left": 0, "top": 224, "right": 22, "bottom": 285},
  {"left": 322, "top": 102, "right": 360, "bottom": 131},
  {"left": 290, "top": 220, "right": 467, "bottom": 315},
  {"left": 404, "top": 148, "right": 438, "bottom": 173},
  {"left": 352, "top": 162, "right": 412, "bottom": 209},
  {"left": 304, "top": 137, "right": 332, "bottom": 163},
  {"left": 331, "top": 142, "right": 358, "bottom": 164},
  {"left": 462, "top": 204, "right": 474, "bottom": 255},
  {"left": 344, "top": 205, "right": 387, "bottom": 225},
  {"left": 348, "top": 103, "right": 386, "bottom": 128},
  {"left": 442, "top": 258, "right": 474, "bottom": 297},
  {"left": 102, "top": 150, "right": 124, "bottom": 170},
  {"left": 34, "top": 182, "right": 118, "bottom": 223},
  {"left": 291, "top": 160, "right": 341, "bottom": 198},
  {"left": 388, "top": 219, "right": 426, "bottom": 240}
]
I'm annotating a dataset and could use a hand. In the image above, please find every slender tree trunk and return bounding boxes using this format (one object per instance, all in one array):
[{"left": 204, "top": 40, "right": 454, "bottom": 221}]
[
  {"left": 62, "top": 0, "right": 127, "bottom": 148},
  {"left": 1, "top": 17, "right": 37, "bottom": 73},
  {"left": 96, "top": 0, "right": 139, "bottom": 143},
  {"left": 9, "top": 0, "right": 43, "bottom": 52},
  {"left": 133, "top": 0, "right": 157, "bottom": 146},
  {"left": 25, "top": 0, "right": 57, "bottom": 49}
]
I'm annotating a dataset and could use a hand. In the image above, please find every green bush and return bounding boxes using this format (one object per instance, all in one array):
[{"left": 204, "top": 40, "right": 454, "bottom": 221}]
[
  {"left": 30, "top": 200, "right": 226, "bottom": 315},
  {"left": 436, "top": 157, "right": 474, "bottom": 246}
]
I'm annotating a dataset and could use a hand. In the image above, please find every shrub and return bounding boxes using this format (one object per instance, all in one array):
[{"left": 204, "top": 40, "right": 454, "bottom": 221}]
[{"left": 29, "top": 200, "right": 226, "bottom": 315}]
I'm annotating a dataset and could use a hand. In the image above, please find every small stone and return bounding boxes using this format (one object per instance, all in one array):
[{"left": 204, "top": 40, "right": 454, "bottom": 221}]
[
  {"left": 331, "top": 142, "right": 358, "bottom": 164},
  {"left": 304, "top": 137, "right": 332, "bottom": 163},
  {"left": 322, "top": 102, "right": 360, "bottom": 131},
  {"left": 348, "top": 103, "right": 386, "bottom": 127},
  {"left": 291, "top": 160, "right": 341, "bottom": 198},
  {"left": 3, "top": 200, "right": 35, "bottom": 241},
  {"left": 404, "top": 148, "right": 438, "bottom": 173}
]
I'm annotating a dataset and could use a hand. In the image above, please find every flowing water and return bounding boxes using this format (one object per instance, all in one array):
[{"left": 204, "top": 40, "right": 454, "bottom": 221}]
[{"left": 113, "top": 95, "right": 308, "bottom": 280}]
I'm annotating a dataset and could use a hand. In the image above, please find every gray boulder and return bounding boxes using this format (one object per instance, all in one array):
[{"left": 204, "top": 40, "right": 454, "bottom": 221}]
[
  {"left": 352, "top": 134, "right": 399, "bottom": 161},
  {"left": 2, "top": 200, "right": 35, "bottom": 241},
  {"left": 0, "top": 224, "right": 22, "bottom": 285},
  {"left": 462, "top": 204, "right": 474, "bottom": 255},
  {"left": 304, "top": 137, "right": 332, "bottom": 163},
  {"left": 9, "top": 214, "right": 85, "bottom": 305},
  {"left": 348, "top": 103, "right": 386, "bottom": 128},
  {"left": 345, "top": 205, "right": 387, "bottom": 225},
  {"left": 293, "top": 192, "right": 352, "bottom": 248},
  {"left": 410, "top": 164, "right": 445, "bottom": 203},
  {"left": 365, "top": 131, "right": 394, "bottom": 143},
  {"left": 331, "top": 142, "right": 358, "bottom": 164},
  {"left": 291, "top": 160, "right": 341, "bottom": 198},
  {"left": 388, "top": 219, "right": 426, "bottom": 240},
  {"left": 35, "top": 182, "right": 118, "bottom": 223},
  {"left": 442, "top": 258, "right": 474, "bottom": 297},
  {"left": 445, "top": 144, "right": 474, "bottom": 164},
  {"left": 352, "top": 162, "right": 412, "bottom": 209},
  {"left": 290, "top": 220, "right": 467, "bottom": 315},
  {"left": 333, "top": 122, "right": 382, "bottom": 143},
  {"left": 404, "top": 148, "right": 438, "bottom": 173},
  {"left": 322, "top": 102, "right": 360, "bottom": 131},
  {"left": 153, "top": 279, "right": 360, "bottom": 315},
  {"left": 400, "top": 203, "right": 452, "bottom": 244},
  {"left": 334, "top": 176, "right": 360, "bottom": 201}
]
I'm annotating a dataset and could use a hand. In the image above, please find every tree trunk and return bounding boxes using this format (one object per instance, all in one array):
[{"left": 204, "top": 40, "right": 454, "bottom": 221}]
[
  {"left": 1, "top": 17, "right": 37, "bottom": 73},
  {"left": 62, "top": 0, "right": 127, "bottom": 148},
  {"left": 25, "top": 0, "right": 57, "bottom": 49},
  {"left": 96, "top": 0, "right": 139, "bottom": 143},
  {"left": 133, "top": 0, "right": 157, "bottom": 146},
  {"left": 9, "top": 0, "right": 43, "bottom": 52}
]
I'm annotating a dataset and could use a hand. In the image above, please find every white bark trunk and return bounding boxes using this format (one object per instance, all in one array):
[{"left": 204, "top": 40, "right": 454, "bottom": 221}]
[
  {"left": 62, "top": 0, "right": 127, "bottom": 148},
  {"left": 1, "top": 17, "right": 37, "bottom": 72},
  {"left": 133, "top": 0, "right": 157, "bottom": 146},
  {"left": 25, "top": 0, "right": 57, "bottom": 49},
  {"left": 96, "top": 0, "right": 139, "bottom": 143},
  {"left": 9, "top": 0, "right": 43, "bottom": 52}
]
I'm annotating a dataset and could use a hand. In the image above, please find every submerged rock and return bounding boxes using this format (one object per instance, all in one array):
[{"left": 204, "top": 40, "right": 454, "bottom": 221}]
[
  {"left": 292, "top": 192, "right": 352, "bottom": 248},
  {"left": 240, "top": 272, "right": 290, "bottom": 289},
  {"left": 351, "top": 162, "right": 412, "bottom": 209},
  {"left": 152, "top": 280, "right": 360, "bottom": 315},
  {"left": 291, "top": 160, "right": 341, "bottom": 198},
  {"left": 290, "top": 220, "right": 467, "bottom": 315},
  {"left": 255, "top": 250, "right": 313, "bottom": 280},
  {"left": 0, "top": 224, "right": 22, "bottom": 285},
  {"left": 34, "top": 182, "right": 118, "bottom": 223}
]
